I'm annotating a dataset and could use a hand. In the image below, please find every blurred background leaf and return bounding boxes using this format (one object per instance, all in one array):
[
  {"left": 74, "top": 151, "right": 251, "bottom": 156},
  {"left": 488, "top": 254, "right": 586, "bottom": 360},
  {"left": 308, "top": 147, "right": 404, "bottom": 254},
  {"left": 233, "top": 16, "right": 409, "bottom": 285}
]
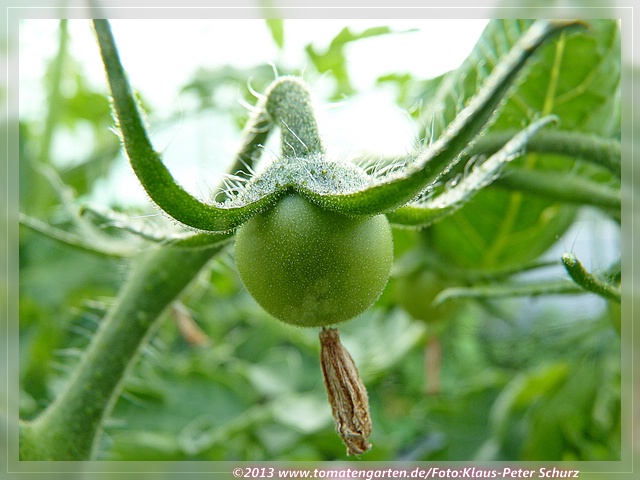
[{"left": 421, "top": 20, "right": 620, "bottom": 270}]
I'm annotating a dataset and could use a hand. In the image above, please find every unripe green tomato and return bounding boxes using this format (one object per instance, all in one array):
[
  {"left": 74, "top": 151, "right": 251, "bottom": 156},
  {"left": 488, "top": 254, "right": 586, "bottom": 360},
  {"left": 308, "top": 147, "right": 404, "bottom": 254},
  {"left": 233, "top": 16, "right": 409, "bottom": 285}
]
[
  {"left": 234, "top": 194, "right": 393, "bottom": 327},
  {"left": 396, "top": 269, "right": 455, "bottom": 323}
]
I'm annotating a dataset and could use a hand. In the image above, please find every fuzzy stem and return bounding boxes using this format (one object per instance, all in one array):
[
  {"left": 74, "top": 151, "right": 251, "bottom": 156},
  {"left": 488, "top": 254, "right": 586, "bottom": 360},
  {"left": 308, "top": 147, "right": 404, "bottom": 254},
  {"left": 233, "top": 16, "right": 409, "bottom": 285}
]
[
  {"left": 467, "top": 129, "right": 621, "bottom": 178},
  {"left": 19, "top": 236, "right": 232, "bottom": 460},
  {"left": 386, "top": 115, "right": 558, "bottom": 227},
  {"left": 434, "top": 280, "right": 585, "bottom": 305},
  {"left": 445, "top": 258, "right": 561, "bottom": 283},
  {"left": 493, "top": 168, "right": 620, "bottom": 211},
  {"left": 264, "top": 76, "right": 324, "bottom": 158},
  {"left": 79, "top": 204, "right": 177, "bottom": 243},
  {"left": 367, "top": 129, "right": 621, "bottom": 192},
  {"left": 19, "top": 212, "right": 134, "bottom": 258},
  {"left": 222, "top": 76, "right": 325, "bottom": 183},
  {"left": 227, "top": 107, "right": 272, "bottom": 180},
  {"left": 561, "top": 253, "right": 621, "bottom": 303},
  {"left": 20, "top": 19, "right": 239, "bottom": 460}
]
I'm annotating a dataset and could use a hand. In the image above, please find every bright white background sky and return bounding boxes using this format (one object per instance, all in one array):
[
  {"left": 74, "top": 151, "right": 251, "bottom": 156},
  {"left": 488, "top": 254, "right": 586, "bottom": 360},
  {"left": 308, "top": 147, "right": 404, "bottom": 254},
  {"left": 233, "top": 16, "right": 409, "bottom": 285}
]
[{"left": 20, "top": 19, "right": 488, "bottom": 115}]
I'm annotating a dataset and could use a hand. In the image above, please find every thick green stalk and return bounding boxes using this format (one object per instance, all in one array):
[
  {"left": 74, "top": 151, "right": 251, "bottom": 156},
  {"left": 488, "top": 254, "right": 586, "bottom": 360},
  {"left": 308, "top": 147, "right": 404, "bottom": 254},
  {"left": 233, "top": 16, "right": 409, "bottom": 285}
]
[
  {"left": 493, "top": 168, "right": 621, "bottom": 212},
  {"left": 225, "top": 76, "right": 324, "bottom": 181},
  {"left": 19, "top": 236, "right": 232, "bottom": 460},
  {"left": 20, "top": 18, "right": 266, "bottom": 460},
  {"left": 467, "top": 129, "right": 621, "bottom": 178}
]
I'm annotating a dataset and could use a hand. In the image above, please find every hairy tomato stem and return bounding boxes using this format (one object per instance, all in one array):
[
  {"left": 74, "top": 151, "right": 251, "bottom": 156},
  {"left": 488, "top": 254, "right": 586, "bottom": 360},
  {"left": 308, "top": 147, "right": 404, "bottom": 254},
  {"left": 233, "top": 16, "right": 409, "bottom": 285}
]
[
  {"left": 19, "top": 237, "right": 231, "bottom": 460},
  {"left": 561, "top": 253, "right": 621, "bottom": 303},
  {"left": 264, "top": 76, "right": 324, "bottom": 158},
  {"left": 467, "top": 129, "right": 621, "bottom": 178}
]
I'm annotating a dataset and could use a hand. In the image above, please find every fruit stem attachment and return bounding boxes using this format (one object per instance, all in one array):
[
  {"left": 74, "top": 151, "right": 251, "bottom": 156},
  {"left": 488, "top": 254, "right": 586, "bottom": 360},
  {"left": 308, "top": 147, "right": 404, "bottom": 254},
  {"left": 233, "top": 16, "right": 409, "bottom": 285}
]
[{"left": 264, "top": 76, "right": 325, "bottom": 159}]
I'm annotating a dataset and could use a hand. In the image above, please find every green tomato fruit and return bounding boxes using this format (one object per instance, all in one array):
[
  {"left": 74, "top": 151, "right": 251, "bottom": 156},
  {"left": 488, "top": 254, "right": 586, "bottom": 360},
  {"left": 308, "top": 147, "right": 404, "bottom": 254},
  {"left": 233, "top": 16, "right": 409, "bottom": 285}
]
[
  {"left": 234, "top": 194, "right": 393, "bottom": 327},
  {"left": 396, "top": 269, "right": 455, "bottom": 323}
]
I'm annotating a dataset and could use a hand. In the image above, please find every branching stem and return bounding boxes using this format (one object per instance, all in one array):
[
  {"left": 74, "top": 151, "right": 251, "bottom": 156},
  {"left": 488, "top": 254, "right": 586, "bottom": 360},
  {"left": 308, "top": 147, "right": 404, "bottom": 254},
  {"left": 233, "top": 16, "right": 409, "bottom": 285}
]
[{"left": 434, "top": 280, "right": 585, "bottom": 305}]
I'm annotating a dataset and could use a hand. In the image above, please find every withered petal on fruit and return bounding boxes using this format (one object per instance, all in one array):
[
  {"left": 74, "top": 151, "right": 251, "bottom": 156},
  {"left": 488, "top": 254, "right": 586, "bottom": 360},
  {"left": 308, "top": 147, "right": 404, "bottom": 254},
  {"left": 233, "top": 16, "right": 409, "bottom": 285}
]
[{"left": 319, "top": 327, "right": 372, "bottom": 456}]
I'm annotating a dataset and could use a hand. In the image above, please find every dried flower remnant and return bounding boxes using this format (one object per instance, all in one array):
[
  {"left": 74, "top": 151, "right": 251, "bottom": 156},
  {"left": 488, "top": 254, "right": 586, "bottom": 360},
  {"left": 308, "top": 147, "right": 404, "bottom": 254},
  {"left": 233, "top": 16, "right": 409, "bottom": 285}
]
[
  {"left": 319, "top": 327, "right": 372, "bottom": 455},
  {"left": 172, "top": 303, "right": 211, "bottom": 346}
]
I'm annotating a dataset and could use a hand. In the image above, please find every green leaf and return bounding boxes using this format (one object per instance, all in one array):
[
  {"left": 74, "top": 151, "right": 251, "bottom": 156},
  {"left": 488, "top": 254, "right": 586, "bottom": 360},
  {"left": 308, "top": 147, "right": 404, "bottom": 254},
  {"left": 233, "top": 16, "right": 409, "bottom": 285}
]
[
  {"left": 306, "top": 26, "right": 413, "bottom": 98},
  {"left": 428, "top": 19, "right": 620, "bottom": 269},
  {"left": 492, "top": 358, "right": 620, "bottom": 460},
  {"left": 265, "top": 18, "right": 284, "bottom": 49}
]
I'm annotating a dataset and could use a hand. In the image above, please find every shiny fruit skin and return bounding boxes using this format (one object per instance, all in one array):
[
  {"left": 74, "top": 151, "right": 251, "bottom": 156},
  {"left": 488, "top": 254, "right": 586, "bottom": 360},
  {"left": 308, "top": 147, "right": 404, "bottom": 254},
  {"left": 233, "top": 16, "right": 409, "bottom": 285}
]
[{"left": 234, "top": 194, "right": 393, "bottom": 327}]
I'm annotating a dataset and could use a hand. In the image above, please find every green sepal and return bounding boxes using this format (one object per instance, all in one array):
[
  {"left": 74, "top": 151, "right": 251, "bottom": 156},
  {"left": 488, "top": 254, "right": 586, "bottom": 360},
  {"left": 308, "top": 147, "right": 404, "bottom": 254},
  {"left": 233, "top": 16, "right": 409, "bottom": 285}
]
[
  {"left": 386, "top": 115, "right": 558, "bottom": 227},
  {"left": 94, "top": 20, "right": 281, "bottom": 233},
  {"left": 302, "top": 20, "right": 585, "bottom": 217}
]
